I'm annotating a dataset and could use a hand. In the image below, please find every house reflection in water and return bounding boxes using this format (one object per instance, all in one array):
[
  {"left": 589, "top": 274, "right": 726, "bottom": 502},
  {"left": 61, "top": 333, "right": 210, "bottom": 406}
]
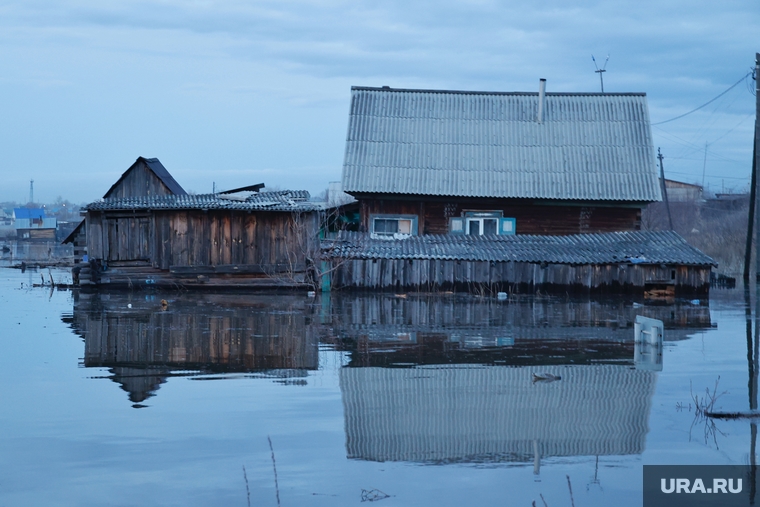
[
  {"left": 66, "top": 292, "right": 319, "bottom": 406},
  {"left": 329, "top": 295, "right": 712, "bottom": 468}
]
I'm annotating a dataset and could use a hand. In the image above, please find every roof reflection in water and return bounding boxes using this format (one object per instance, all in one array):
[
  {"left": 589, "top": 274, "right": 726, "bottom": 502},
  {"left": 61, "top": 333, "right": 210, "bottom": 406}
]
[
  {"left": 341, "top": 365, "right": 655, "bottom": 464},
  {"left": 67, "top": 292, "right": 318, "bottom": 406},
  {"left": 327, "top": 294, "right": 712, "bottom": 466}
]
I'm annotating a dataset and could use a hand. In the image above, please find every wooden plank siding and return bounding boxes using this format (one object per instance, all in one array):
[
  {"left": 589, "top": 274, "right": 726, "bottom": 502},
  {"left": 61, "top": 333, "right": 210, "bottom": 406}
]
[
  {"left": 105, "top": 162, "right": 176, "bottom": 200},
  {"left": 84, "top": 208, "right": 321, "bottom": 288},
  {"left": 357, "top": 196, "right": 642, "bottom": 235},
  {"left": 327, "top": 258, "right": 710, "bottom": 296}
]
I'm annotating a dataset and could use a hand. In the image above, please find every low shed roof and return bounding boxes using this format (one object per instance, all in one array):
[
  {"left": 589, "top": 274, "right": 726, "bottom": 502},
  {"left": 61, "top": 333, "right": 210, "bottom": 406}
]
[
  {"left": 323, "top": 230, "right": 716, "bottom": 266},
  {"left": 84, "top": 189, "right": 324, "bottom": 213}
]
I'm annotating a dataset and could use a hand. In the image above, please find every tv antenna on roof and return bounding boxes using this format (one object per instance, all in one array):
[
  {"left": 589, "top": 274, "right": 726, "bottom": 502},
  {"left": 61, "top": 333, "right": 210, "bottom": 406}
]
[{"left": 592, "top": 54, "right": 609, "bottom": 93}]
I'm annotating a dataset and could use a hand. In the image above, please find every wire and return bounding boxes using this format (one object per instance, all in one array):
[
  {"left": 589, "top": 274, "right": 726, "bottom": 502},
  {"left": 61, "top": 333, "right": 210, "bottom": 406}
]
[
  {"left": 651, "top": 71, "right": 752, "bottom": 126},
  {"left": 652, "top": 125, "right": 749, "bottom": 165}
]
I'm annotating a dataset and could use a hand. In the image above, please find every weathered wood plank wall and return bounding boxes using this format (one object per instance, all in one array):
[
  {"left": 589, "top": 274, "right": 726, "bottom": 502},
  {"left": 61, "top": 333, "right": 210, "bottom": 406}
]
[
  {"left": 106, "top": 162, "right": 175, "bottom": 199},
  {"left": 151, "top": 210, "right": 318, "bottom": 271},
  {"left": 327, "top": 258, "right": 710, "bottom": 295},
  {"left": 88, "top": 209, "right": 319, "bottom": 273}
]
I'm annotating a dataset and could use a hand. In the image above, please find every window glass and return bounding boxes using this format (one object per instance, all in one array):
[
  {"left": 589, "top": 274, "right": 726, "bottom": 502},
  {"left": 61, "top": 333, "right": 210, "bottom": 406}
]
[
  {"left": 467, "top": 221, "right": 480, "bottom": 235},
  {"left": 374, "top": 219, "right": 399, "bottom": 234},
  {"left": 483, "top": 218, "right": 497, "bottom": 235}
]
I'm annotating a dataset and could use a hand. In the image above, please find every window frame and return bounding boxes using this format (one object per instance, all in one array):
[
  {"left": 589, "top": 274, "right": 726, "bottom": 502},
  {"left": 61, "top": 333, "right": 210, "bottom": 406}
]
[{"left": 370, "top": 214, "right": 419, "bottom": 236}]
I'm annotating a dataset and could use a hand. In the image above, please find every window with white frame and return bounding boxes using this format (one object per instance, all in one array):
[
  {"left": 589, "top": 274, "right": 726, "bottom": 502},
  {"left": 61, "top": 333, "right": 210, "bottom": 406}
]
[
  {"left": 449, "top": 211, "right": 515, "bottom": 236},
  {"left": 371, "top": 215, "right": 418, "bottom": 236}
]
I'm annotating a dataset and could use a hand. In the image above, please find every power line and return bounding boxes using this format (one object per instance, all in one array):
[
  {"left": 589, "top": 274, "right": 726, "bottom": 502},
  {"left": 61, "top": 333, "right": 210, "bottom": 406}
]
[
  {"left": 651, "top": 71, "right": 752, "bottom": 126},
  {"left": 652, "top": 125, "right": 749, "bottom": 165}
]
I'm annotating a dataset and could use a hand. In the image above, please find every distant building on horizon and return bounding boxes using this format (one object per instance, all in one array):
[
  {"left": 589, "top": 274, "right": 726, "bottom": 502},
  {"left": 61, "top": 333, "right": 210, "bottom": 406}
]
[
  {"left": 663, "top": 179, "right": 703, "bottom": 203},
  {"left": 13, "top": 207, "right": 56, "bottom": 240}
]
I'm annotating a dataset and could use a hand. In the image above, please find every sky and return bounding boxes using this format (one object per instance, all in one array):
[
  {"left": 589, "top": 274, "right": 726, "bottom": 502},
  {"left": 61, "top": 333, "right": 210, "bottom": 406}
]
[{"left": 0, "top": 0, "right": 758, "bottom": 205}]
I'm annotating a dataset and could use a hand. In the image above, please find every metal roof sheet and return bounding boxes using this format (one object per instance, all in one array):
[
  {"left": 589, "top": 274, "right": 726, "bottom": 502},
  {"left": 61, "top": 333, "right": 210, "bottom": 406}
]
[
  {"left": 84, "top": 189, "right": 323, "bottom": 212},
  {"left": 322, "top": 230, "right": 716, "bottom": 266},
  {"left": 13, "top": 208, "right": 45, "bottom": 220},
  {"left": 342, "top": 87, "right": 661, "bottom": 202}
]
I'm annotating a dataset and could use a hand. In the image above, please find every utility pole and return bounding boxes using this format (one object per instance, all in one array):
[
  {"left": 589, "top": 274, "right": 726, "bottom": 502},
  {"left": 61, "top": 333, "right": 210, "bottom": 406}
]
[
  {"left": 754, "top": 53, "right": 760, "bottom": 282},
  {"left": 658, "top": 148, "right": 674, "bottom": 230},
  {"left": 744, "top": 143, "right": 756, "bottom": 284}
]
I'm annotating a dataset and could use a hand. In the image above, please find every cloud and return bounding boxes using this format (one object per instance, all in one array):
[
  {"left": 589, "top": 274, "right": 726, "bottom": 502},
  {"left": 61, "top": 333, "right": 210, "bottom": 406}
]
[{"left": 0, "top": 0, "right": 757, "bottom": 202}]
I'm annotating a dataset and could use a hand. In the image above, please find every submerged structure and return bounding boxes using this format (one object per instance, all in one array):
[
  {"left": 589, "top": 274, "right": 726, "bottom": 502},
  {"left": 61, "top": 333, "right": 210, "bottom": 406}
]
[
  {"left": 330, "top": 84, "right": 715, "bottom": 295},
  {"left": 67, "top": 157, "right": 325, "bottom": 289},
  {"left": 322, "top": 230, "right": 715, "bottom": 295}
]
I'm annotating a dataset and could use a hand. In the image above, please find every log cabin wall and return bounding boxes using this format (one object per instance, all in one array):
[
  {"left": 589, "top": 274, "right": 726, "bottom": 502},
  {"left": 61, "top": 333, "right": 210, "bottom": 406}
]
[
  {"left": 358, "top": 196, "right": 642, "bottom": 235},
  {"left": 105, "top": 161, "right": 176, "bottom": 200}
]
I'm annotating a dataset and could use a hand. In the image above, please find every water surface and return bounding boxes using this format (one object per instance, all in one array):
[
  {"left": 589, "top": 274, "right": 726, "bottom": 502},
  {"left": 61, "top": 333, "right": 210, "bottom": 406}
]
[{"left": 0, "top": 268, "right": 755, "bottom": 506}]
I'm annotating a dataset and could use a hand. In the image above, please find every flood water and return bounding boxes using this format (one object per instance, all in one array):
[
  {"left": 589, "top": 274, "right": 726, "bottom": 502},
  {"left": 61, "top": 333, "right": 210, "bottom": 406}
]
[{"left": 0, "top": 267, "right": 757, "bottom": 506}]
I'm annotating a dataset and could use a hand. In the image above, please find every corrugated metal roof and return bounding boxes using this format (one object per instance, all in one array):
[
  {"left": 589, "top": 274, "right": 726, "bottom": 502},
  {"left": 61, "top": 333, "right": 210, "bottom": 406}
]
[
  {"left": 323, "top": 230, "right": 716, "bottom": 266},
  {"left": 13, "top": 208, "right": 45, "bottom": 220},
  {"left": 341, "top": 365, "right": 656, "bottom": 463},
  {"left": 84, "top": 189, "right": 323, "bottom": 212},
  {"left": 103, "top": 157, "right": 187, "bottom": 198},
  {"left": 342, "top": 86, "right": 661, "bottom": 202}
]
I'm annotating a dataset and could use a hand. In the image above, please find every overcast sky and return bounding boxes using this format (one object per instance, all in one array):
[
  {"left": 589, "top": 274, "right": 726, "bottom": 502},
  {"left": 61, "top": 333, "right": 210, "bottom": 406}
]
[{"left": 1, "top": 0, "right": 757, "bottom": 204}]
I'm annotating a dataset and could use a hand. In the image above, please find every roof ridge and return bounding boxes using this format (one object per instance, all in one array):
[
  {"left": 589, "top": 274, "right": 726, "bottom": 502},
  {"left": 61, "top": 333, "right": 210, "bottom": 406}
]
[{"left": 351, "top": 86, "right": 646, "bottom": 97}]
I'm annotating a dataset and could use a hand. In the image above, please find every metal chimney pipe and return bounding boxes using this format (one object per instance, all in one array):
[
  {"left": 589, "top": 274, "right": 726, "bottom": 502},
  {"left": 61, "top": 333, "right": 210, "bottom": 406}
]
[{"left": 537, "top": 79, "right": 546, "bottom": 123}]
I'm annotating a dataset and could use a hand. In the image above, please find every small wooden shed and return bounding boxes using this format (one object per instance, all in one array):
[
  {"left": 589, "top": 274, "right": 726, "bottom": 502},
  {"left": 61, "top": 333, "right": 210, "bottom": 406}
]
[{"left": 72, "top": 157, "right": 325, "bottom": 289}]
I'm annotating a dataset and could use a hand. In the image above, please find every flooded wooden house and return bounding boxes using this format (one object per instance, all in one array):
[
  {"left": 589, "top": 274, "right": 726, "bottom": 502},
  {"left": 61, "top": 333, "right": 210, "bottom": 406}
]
[
  {"left": 70, "top": 157, "right": 325, "bottom": 289},
  {"left": 331, "top": 84, "right": 717, "bottom": 294}
]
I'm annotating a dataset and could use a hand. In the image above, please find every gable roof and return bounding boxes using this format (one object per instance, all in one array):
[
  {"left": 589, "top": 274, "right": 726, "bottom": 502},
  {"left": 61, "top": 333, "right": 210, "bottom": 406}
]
[
  {"left": 342, "top": 86, "right": 661, "bottom": 202},
  {"left": 13, "top": 208, "right": 45, "bottom": 220},
  {"left": 104, "top": 157, "right": 187, "bottom": 198}
]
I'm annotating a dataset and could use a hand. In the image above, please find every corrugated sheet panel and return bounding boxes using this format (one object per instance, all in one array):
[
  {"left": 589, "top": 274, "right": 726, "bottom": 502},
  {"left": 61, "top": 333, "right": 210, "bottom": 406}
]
[
  {"left": 84, "top": 190, "right": 322, "bottom": 212},
  {"left": 322, "top": 231, "right": 716, "bottom": 266},
  {"left": 342, "top": 87, "right": 661, "bottom": 201},
  {"left": 341, "top": 365, "right": 656, "bottom": 463}
]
